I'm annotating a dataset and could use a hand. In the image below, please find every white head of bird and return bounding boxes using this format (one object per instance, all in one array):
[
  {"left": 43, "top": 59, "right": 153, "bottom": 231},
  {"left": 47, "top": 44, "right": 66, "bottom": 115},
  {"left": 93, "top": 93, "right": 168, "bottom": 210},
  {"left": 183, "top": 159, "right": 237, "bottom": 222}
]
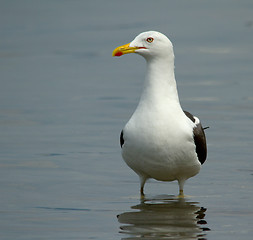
[{"left": 112, "top": 31, "right": 174, "bottom": 61}]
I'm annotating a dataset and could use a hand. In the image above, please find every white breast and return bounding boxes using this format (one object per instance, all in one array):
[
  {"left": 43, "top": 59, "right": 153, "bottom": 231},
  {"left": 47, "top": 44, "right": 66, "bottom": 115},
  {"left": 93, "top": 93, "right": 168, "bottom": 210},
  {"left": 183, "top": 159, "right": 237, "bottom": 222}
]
[{"left": 122, "top": 102, "right": 201, "bottom": 182}]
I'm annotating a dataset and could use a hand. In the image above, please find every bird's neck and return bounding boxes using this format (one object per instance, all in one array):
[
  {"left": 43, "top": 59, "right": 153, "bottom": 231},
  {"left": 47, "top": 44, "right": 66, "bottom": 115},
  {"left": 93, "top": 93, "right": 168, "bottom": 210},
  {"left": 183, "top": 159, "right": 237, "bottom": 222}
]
[{"left": 139, "top": 57, "right": 180, "bottom": 107}]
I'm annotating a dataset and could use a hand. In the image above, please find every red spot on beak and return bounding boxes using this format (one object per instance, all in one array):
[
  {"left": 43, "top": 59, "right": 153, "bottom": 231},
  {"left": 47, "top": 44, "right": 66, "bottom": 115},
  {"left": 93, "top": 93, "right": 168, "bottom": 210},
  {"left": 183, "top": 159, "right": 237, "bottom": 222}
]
[{"left": 114, "top": 51, "right": 123, "bottom": 57}]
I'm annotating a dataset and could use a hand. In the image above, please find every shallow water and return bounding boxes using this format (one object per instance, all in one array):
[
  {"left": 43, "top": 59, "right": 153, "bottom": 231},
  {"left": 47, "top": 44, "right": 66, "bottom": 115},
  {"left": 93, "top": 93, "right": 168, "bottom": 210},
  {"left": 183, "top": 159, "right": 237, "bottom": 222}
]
[
  {"left": 0, "top": 0, "right": 253, "bottom": 239},
  {"left": 118, "top": 196, "right": 210, "bottom": 240}
]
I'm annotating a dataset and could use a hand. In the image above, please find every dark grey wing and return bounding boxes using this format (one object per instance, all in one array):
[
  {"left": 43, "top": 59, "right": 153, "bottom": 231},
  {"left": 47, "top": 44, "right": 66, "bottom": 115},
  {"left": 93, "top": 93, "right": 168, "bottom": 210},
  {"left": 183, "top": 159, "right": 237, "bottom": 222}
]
[
  {"left": 120, "top": 130, "right": 124, "bottom": 148},
  {"left": 184, "top": 111, "right": 207, "bottom": 165}
]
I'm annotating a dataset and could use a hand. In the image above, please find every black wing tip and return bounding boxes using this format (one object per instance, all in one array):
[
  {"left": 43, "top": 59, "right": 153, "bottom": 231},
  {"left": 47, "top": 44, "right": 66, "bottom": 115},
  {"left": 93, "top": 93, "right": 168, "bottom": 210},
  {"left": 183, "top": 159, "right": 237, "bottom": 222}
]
[
  {"left": 183, "top": 110, "right": 208, "bottom": 165},
  {"left": 120, "top": 130, "right": 124, "bottom": 148},
  {"left": 183, "top": 110, "right": 195, "bottom": 123}
]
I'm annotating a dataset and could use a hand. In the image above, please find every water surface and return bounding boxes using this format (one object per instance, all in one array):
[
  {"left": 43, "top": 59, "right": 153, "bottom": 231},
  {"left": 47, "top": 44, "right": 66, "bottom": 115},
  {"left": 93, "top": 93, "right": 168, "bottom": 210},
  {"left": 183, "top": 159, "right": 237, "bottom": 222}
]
[{"left": 0, "top": 1, "right": 253, "bottom": 239}]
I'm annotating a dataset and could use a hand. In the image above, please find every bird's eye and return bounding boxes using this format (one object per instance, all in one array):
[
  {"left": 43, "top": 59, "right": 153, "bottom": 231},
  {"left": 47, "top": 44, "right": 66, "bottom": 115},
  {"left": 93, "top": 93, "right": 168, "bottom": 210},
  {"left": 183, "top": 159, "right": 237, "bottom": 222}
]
[{"left": 146, "top": 37, "right": 154, "bottom": 43}]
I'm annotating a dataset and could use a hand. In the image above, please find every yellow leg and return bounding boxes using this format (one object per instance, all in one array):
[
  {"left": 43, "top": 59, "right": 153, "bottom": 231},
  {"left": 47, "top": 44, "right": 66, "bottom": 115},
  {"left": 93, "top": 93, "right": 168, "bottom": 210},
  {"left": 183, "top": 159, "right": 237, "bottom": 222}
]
[
  {"left": 140, "top": 187, "right": 145, "bottom": 199},
  {"left": 178, "top": 179, "right": 185, "bottom": 198},
  {"left": 178, "top": 189, "right": 185, "bottom": 198},
  {"left": 139, "top": 176, "right": 147, "bottom": 198},
  {"left": 140, "top": 186, "right": 144, "bottom": 196}
]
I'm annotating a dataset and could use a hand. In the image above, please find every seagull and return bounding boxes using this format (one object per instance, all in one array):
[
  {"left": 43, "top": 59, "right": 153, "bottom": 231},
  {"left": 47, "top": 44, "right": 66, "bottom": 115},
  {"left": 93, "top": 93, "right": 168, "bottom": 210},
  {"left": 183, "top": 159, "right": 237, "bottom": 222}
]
[{"left": 112, "top": 31, "right": 207, "bottom": 197}]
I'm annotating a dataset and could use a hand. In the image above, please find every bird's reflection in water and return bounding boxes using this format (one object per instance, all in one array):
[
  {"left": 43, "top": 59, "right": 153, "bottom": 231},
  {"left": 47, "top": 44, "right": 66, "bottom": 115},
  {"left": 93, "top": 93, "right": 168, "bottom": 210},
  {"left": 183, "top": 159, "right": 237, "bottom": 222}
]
[{"left": 118, "top": 195, "right": 210, "bottom": 240}]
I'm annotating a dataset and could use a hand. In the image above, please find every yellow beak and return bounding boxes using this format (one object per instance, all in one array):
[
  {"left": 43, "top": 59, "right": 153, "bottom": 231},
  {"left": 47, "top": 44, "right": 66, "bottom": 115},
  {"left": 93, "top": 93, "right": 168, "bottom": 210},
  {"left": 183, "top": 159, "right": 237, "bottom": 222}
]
[{"left": 112, "top": 43, "right": 140, "bottom": 57}]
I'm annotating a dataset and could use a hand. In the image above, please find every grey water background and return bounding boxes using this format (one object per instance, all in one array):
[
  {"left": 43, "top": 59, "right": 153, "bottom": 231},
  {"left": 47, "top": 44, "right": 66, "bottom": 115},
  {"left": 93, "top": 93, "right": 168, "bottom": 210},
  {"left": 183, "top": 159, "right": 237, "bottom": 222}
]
[{"left": 0, "top": 0, "right": 253, "bottom": 239}]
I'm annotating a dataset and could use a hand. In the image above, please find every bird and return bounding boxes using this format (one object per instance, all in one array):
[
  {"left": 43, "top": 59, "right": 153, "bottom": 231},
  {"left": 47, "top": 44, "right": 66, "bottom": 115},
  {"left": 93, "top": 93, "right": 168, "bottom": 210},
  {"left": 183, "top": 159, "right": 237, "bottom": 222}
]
[{"left": 112, "top": 31, "right": 207, "bottom": 197}]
